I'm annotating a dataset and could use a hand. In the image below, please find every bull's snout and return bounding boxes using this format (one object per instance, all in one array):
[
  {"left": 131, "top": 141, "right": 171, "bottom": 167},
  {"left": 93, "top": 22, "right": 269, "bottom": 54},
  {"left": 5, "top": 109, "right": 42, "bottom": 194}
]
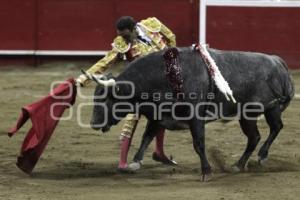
[
  {"left": 90, "top": 120, "right": 102, "bottom": 130},
  {"left": 90, "top": 120, "right": 111, "bottom": 133}
]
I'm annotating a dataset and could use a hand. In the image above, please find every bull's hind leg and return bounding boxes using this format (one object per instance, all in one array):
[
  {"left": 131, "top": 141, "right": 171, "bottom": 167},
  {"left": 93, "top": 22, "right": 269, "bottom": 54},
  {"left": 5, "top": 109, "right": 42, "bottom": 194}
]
[
  {"left": 258, "top": 106, "right": 283, "bottom": 164},
  {"left": 233, "top": 118, "right": 261, "bottom": 172},
  {"left": 189, "top": 119, "right": 212, "bottom": 181}
]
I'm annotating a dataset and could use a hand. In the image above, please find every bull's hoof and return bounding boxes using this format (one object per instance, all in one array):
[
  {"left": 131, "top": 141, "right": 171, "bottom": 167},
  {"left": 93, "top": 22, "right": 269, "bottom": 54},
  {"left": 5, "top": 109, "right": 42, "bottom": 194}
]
[
  {"left": 152, "top": 152, "right": 177, "bottom": 166},
  {"left": 258, "top": 149, "right": 268, "bottom": 162},
  {"left": 258, "top": 156, "right": 268, "bottom": 166},
  {"left": 201, "top": 173, "right": 213, "bottom": 182},
  {"left": 128, "top": 161, "right": 143, "bottom": 171},
  {"left": 231, "top": 164, "right": 244, "bottom": 173}
]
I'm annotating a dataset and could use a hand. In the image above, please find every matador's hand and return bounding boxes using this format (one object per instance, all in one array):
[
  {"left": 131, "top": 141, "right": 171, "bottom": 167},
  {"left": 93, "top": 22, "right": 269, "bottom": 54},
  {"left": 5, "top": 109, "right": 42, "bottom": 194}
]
[{"left": 75, "top": 74, "right": 87, "bottom": 87}]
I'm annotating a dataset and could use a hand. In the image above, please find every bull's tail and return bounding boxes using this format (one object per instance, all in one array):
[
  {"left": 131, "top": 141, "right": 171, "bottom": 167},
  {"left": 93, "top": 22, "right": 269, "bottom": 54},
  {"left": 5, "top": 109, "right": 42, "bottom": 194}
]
[
  {"left": 279, "top": 79, "right": 294, "bottom": 112},
  {"left": 270, "top": 56, "right": 295, "bottom": 111}
]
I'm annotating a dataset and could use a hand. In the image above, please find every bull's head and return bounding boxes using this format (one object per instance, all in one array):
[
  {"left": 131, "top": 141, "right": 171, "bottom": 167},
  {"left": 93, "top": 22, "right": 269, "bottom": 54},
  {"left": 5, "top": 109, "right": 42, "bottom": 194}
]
[{"left": 82, "top": 70, "right": 133, "bottom": 133}]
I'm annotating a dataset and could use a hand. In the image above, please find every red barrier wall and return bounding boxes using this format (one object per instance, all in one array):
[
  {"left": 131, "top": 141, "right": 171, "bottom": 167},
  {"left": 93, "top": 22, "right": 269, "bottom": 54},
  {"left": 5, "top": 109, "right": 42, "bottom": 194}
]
[
  {"left": 0, "top": 0, "right": 36, "bottom": 50},
  {"left": 206, "top": 6, "right": 300, "bottom": 69},
  {"left": 37, "top": 0, "right": 116, "bottom": 50},
  {"left": 0, "top": 0, "right": 198, "bottom": 52},
  {"left": 0, "top": 1, "right": 300, "bottom": 69}
]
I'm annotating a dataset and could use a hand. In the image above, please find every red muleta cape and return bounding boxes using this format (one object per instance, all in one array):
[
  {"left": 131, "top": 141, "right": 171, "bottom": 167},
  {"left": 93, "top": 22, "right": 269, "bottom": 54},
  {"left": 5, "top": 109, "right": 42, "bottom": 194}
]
[{"left": 8, "top": 78, "right": 77, "bottom": 174}]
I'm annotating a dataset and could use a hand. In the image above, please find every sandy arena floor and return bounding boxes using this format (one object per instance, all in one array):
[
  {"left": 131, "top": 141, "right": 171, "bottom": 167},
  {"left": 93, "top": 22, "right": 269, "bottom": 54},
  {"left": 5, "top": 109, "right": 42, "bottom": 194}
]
[{"left": 0, "top": 64, "right": 299, "bottom": 200}]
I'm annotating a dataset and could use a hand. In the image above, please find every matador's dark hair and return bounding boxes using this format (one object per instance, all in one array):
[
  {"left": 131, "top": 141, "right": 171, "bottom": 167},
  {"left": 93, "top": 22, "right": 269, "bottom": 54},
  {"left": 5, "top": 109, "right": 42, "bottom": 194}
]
[{"left": 116, "top": 16, "right": 136, "bottom": 31}]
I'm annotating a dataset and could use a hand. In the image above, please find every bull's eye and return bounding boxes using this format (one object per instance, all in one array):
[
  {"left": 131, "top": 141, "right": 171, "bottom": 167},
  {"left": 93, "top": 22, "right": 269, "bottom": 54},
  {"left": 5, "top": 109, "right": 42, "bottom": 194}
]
[{"left": 115, "top": 85, "right": 120, "bottom": 93}]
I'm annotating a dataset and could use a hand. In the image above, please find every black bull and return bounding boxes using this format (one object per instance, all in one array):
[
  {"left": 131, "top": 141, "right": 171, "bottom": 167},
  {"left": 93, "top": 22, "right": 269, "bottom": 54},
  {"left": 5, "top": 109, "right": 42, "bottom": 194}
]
[{"left": 90, "top": 47, "right": 294, "bottom": 180}]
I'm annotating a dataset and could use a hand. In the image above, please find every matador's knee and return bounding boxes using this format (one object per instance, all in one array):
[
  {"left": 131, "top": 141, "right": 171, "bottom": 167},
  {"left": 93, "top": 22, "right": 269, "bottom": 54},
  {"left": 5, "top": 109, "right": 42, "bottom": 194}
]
[{"left": 120, "top": 114, "right": 139, "bottom": 138}]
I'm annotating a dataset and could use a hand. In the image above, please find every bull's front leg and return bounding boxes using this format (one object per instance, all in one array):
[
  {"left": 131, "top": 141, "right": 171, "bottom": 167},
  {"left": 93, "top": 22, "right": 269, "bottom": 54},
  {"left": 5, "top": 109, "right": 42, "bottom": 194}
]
[
  {"left": 189, "top": 118, "right": 212, "bottom": 181},
  {"left": 132, "top": 120, "right": 161, "bottom": 163}
]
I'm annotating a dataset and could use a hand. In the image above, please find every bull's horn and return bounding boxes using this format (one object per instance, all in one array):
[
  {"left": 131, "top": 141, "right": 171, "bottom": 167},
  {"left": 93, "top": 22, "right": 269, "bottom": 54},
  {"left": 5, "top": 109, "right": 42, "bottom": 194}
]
[
  {"left": 81, "top": 69, "right": 115, "bottom": 87},
  {"left": 91, "top": 74, "right": 116, "bottom": 87}
]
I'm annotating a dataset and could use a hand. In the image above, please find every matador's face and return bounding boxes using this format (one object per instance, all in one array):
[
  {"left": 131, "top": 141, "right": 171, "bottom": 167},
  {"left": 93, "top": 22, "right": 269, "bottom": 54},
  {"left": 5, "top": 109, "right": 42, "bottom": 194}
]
[{"left": 117, "top": 28, "right": 136, "bottom": 43}]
